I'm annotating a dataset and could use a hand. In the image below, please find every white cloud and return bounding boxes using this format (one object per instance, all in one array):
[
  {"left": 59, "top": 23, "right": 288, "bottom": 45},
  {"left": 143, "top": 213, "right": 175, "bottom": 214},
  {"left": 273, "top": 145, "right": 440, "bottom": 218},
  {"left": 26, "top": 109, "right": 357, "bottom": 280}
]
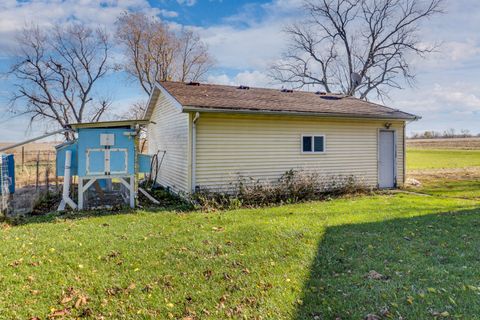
[
  {"left": 394, "top": 83, "right": 480, "bottom": 114},
  {"left": 200, "top": 24, "right": 289, "bottom": 70},
  {"left": 176, "top": 0, "right": 197, "bottom": 6},
  {"left": 444, "top": 40, "right": 480, "bottom": 62},
  {"left": 208, "top": 70, "right": 276, "bottom": 88},
  {"left": 159, "top": 9, "right": 179, "bottom": 18},
  {"left": 196, "top": 0, "right": 304, "bottom": 72},
  {"left": 0, "top": 0, "right": 159, "bottom": 54},
  {"left": 389, "top": 82, "right": 480, "bottom": 135}
]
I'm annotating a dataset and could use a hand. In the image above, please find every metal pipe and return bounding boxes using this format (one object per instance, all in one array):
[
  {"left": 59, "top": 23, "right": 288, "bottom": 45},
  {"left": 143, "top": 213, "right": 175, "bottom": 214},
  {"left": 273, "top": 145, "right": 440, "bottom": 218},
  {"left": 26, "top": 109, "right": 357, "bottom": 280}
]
[{"left": 0, "top": 128, "right": 70, "bottom": 153}]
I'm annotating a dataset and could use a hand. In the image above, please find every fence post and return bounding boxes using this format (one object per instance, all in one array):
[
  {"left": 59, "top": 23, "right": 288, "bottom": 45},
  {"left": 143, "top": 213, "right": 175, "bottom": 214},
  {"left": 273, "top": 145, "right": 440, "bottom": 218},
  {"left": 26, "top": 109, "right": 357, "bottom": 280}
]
[
  {"left": 45, "top": 164, "right": 50, "bottom": 193},
  {"left": 35, "top": 152, "right": 40, "bottom": 190},
  {"left": 21, "top": 146, "right": 25, "bottom": 173}
]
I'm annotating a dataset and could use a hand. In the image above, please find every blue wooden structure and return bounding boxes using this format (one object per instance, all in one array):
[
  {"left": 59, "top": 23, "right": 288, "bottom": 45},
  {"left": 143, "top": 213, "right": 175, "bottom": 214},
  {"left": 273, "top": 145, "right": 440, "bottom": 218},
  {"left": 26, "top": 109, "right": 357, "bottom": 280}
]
[
  {"left": 56, "top": 120, "right": 151, "bottom": 210},
  {"left": 0, "top": 154, "right": 15, "bottom": 195}
]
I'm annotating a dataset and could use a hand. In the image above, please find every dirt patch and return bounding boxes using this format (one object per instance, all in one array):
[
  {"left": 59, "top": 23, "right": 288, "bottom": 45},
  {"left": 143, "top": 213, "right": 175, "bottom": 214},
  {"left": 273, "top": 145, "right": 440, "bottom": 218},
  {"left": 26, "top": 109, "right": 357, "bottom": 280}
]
[
  {"left": 407, "top": 138, "right": 480, "bottom": 150},
  {"left": 408, "top": 167, "right": 480, "bottom": 182}
]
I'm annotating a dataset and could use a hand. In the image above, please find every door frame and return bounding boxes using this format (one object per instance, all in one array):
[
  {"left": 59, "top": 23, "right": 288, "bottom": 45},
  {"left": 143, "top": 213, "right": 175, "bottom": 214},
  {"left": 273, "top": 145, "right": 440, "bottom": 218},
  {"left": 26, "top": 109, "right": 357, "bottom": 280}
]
[{"left": 377, "top": 129, "right": 397, "bottom": 189}]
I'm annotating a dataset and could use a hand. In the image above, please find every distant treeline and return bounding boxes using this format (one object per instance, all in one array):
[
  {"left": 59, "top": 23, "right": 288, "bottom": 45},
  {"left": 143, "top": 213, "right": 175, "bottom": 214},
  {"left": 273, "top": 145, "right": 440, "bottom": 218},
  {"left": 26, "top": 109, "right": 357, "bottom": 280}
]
[{"left": 409, "top": 129, "right": 480, "bottom": 139}]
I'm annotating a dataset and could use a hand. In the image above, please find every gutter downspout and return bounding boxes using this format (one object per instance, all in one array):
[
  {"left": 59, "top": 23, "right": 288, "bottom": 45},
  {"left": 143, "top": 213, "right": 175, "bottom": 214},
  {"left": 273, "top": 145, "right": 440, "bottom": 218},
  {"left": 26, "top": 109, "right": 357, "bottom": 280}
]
[{"left": 191, "top": 112, "right": 200, "bottom": 192}]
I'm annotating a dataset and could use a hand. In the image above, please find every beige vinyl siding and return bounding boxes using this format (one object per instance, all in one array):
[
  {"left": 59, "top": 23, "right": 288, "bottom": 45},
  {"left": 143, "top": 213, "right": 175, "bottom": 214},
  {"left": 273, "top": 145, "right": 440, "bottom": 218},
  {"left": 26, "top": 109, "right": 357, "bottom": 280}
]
[
  {"left": 195, "top": 113, "right": 405, "bottom": 190},
  {"left": 147, "top": 94, "right": 189, "bottom": 193}
]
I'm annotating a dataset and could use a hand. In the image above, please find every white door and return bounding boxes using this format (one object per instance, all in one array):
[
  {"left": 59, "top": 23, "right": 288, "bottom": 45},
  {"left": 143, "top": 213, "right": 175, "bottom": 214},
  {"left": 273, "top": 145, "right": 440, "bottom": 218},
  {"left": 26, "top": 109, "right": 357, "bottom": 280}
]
[{"left": 378, "top": 130, "right": 396, "bottom": 188}]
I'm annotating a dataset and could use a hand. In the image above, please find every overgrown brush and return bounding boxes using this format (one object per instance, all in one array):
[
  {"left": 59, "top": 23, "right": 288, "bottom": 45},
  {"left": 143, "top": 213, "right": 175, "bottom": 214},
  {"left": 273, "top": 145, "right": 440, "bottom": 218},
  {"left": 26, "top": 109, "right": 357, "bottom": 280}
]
[{"left": 191, "top": 170, "right": 369, "bottom": 211}]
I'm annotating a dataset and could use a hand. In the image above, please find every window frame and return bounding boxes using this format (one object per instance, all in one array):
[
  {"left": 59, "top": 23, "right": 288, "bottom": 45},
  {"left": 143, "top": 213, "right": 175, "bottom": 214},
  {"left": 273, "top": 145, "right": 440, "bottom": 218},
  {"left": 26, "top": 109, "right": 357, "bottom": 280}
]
[{"left": 301, "top": 134, "right": 326, "bottom": 154}]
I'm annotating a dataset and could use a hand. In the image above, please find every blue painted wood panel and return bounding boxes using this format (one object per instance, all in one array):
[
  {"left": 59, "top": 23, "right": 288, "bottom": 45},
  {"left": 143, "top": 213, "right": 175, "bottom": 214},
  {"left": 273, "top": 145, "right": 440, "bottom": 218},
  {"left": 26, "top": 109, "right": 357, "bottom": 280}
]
[
  {"left": 110, "top": 150, "right": 128, "bottom": 174},
  {"left": 0, "top": 154, "right": 15, "bottom": 194},
  {"left": 56, "top": 142, "right": 78, "bottom": 177},
  {"left": 138, "top": 154, "right": 152, "bottom": 173},
  {"left": 87, "top": 149, "right": 105, "bottom": 175},
  {"left": 77, "top": 128, "right": 135, "bottom": 177}
]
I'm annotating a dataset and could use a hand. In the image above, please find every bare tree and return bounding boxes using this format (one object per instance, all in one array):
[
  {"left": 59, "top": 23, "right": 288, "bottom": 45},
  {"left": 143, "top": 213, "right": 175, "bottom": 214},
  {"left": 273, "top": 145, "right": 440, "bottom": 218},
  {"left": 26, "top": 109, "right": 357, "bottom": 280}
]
[
  {"left": 116, "top": 12, "right": 214, "bottom": 95},
  {"left": 116, "top": 12, "right": 177, "bottom": 95},
  {"left": 120, "top": 100, "right": 148, "bottom": 120},
  {"left": 271, "top": 0, "right": 443, "bottom": 100},
  {"left": 9, "top": 24, "right": 112, "bottom": 139},
  {"left": 178, "top": 30, "right": 215, "bottom": 83}
]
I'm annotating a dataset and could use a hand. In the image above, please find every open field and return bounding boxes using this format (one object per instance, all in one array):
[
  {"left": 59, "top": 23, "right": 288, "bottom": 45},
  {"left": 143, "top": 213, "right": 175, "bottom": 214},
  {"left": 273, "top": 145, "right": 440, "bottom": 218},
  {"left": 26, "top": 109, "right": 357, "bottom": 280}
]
[
  {"left": 407, "top": 137, "right": 480, "bottom": 199},
  {"left": 0, "top": 138, "right": 479, "bottom": 319},
  {"left": 407, "top": 149, "right": 480, "bottom": 170},
  {"left": 407, "top": 137, "right": 480, "bottom": 171},
  {"left": 0, "top": 141, "right": 58, "bottom": 153},
  {"left": 407, "top": 137, "right": 480, "bottom": 150}
]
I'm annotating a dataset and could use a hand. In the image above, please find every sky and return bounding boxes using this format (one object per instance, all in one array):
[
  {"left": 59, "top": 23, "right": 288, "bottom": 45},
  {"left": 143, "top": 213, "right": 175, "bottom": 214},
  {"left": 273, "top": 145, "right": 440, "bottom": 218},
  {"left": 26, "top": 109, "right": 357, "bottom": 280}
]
[{"left": 0, "top": 0, "right": 479, "bottom": 142}]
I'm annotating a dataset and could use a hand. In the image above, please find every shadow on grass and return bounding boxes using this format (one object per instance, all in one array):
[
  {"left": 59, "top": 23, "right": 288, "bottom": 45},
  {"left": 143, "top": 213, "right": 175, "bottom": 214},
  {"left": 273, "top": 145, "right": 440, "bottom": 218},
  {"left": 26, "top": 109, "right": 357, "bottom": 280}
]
[{"left": 295, "top": 208, "right": 480, "bottom": 320}]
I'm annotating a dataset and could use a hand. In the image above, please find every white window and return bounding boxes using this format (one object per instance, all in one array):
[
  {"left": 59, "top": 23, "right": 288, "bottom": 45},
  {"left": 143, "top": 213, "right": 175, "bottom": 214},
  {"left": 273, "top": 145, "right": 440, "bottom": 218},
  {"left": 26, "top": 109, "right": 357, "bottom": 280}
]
[{"left": 302, "top": 135, "right": 325, "bottom": 153}]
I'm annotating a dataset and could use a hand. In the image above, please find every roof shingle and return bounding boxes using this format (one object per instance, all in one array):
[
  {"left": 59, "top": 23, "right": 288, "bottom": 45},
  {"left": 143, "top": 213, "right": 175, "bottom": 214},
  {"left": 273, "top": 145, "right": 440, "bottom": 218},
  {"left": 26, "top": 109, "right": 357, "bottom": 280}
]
[{"left": 151, "top": 81, "right": 418, "bottom": 120}]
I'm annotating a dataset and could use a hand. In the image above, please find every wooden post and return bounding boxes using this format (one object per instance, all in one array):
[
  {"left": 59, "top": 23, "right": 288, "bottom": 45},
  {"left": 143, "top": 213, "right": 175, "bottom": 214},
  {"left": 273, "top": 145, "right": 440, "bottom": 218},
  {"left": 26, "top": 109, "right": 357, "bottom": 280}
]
[
  {"left": 130, "top": 175, "right": 135, "bottom": 208},
  {"left": 45, "top": 164, "right": 50, "bottom": 193},
  {"left": 35, "top": 152, "right": 40, "bottom": 190},
  {"left": 21, "top": 146, "right": 25, "bottom": 173},
  {"left": 78, "top": 177, "right": 84, "bottom": 210}
]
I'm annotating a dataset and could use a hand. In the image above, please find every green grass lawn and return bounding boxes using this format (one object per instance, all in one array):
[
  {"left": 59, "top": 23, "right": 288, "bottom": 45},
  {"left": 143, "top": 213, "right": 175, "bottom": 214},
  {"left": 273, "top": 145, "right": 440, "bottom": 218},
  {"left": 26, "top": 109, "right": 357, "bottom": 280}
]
[
  {"left": 407, "top": 149, "right": 480, "bottom": 169},
  {"left": 1, "top": 192, "right": 480, "bottom": 319}
]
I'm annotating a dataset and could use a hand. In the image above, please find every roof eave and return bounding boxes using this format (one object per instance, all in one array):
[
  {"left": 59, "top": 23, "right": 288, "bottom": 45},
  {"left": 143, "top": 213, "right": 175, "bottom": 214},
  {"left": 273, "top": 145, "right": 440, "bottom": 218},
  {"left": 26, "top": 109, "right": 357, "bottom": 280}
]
[
  {"left": 70, "top": 120, "right": 150, "bottom": 130},
  {"left": 182, "top": 106, "right": 418, "bottom": 121}
]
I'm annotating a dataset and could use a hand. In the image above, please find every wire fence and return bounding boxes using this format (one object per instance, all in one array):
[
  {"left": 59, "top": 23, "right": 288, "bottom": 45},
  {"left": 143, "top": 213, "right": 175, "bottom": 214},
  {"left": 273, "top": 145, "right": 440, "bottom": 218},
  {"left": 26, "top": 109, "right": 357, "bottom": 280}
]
[{"left": 15, "top": 150, "right": 59, "bottom": 190}]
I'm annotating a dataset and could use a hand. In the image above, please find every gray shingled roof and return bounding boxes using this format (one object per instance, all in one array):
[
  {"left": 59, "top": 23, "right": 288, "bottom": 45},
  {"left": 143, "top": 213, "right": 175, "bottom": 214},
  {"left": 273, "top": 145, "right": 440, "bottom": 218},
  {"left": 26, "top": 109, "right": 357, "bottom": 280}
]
[{"left": 146, "top": 81, "right": 418, "bottom": 120}]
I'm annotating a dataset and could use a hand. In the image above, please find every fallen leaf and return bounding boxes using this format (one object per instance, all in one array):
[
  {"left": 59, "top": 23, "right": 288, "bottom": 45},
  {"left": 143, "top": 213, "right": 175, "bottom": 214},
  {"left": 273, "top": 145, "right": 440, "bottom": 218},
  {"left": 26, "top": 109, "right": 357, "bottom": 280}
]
[
  {"left": 431, "top": 310, "right": 450, "bottom": 317},
  {"left": 60, "top": 296, "right": 73, "bottom": 305},
  {"left": 365, "top": 270, "right": 389, "bottom": 280},
  {"left": 74, "top": 295, "right": 88, "bottom": 309},
  {"left": 9, "top": 259, "right": 23, "bottom": 267},
  {"left": 379, "top": 307, "right": 391, "bottom": 317},
  {"left": 48, "top": 308, "right": 70, "bottom": 318},
  {"left": 106, "top": 286, "right": 122, "bottom": 296},
  {"left": 203, "top": 270, "right": 213, "bottom": 280},
  {"left": 142, "top": 284, "right": 154, "bottom": 293},
  {"left": 79, "top": 308, "right": 93, "bottom": 317}
]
